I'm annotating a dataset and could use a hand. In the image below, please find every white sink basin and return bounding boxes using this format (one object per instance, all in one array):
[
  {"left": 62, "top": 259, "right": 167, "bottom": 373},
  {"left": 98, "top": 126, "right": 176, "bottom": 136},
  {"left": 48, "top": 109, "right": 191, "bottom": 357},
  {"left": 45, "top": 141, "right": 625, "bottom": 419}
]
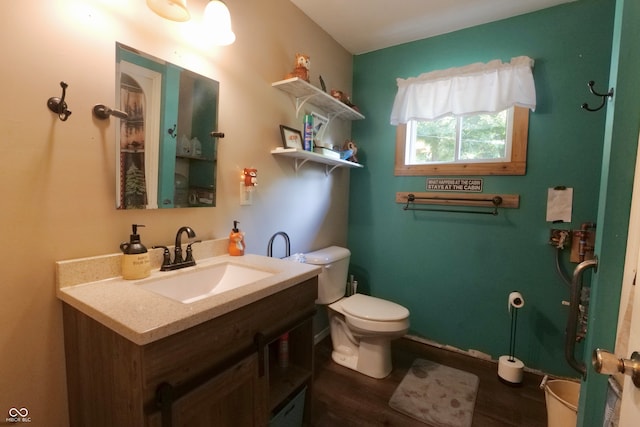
[{"left": 137, "top": 262, "right": 274, "bottom": 304}]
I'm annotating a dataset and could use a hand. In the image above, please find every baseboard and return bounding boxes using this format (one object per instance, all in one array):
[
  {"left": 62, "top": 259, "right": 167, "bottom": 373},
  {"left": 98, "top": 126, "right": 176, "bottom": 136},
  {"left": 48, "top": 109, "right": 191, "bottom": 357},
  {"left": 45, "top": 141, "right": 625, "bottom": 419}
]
[
  {"left": 312, "top": 330, "right": 554, "bottom": 379},
  {"left": 403, "top": 334, "right": 549, "bottom": 378}
]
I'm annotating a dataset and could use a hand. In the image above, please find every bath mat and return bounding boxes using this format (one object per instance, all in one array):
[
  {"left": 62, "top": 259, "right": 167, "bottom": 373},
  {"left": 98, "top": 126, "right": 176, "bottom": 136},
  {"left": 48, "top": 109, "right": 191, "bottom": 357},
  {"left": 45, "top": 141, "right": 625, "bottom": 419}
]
[{"left": 389, "top": 359, "right": 479, "bottom": 427}]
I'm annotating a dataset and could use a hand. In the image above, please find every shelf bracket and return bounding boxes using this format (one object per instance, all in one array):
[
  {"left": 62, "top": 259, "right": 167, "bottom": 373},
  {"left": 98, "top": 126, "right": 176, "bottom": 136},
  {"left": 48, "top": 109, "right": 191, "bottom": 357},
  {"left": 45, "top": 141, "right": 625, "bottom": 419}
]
[
  {"left": 294, "top": 94, "right": 317, "bottom": 117},
  {"left": 326, "top": 164, "right": 341, "bottom": 176},
  {"left": 295, "top": 156, "right": 344, "bottom": 175},
  {"left": 326, "top": 110, "right": 348, "bottom": 121},
  {"left": 293, "top": 94, "right": 342, "bottom": 132},
  {"left": 294, "top": 158, "right": 311, "bottom": 172}
]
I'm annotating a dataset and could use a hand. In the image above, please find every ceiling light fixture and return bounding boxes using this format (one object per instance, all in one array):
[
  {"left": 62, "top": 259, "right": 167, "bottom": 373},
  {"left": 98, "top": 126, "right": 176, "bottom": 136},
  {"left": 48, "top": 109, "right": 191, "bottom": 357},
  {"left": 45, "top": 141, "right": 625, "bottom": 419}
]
[
  {"left": 146, "top": 0, "right": 191, "bottom": 22},
  {"left": 203, "top": 0, "right": 236, "bottom": 46}
]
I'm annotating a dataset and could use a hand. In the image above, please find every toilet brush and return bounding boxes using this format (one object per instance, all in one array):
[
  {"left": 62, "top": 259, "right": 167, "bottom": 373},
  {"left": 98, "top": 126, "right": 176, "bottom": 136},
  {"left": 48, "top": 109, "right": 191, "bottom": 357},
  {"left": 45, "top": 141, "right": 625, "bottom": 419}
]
[{"left": 498, "top": 292, "right": 525, "bottom": 384}]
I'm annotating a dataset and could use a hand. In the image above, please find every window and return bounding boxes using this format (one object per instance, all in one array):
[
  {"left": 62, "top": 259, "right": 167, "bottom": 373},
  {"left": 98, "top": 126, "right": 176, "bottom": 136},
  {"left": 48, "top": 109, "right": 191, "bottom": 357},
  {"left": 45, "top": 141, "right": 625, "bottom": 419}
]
[
  {"left": 395, "top": 106, "right": 529, "bottom": 176},
  {"left": 406, "top": 108, "right": 511, "bottom": 164}
]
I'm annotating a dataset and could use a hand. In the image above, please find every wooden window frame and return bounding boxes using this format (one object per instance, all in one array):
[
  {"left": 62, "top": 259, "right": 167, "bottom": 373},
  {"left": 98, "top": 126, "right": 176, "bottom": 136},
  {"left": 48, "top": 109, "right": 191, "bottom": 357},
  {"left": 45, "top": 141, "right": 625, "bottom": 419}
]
[{"left": 394, "top": 106, "right": 529, "bottom": 176}]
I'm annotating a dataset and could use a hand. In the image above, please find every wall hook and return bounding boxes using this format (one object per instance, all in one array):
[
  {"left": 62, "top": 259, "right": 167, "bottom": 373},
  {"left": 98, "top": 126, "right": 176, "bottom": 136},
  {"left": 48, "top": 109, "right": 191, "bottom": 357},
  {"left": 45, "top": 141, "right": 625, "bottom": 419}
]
[
  {"left": 210, "top": 131, "right": 225, "bottom": 138},
  {"left": 93, "top": 104, "right": 128, "bottom": 120},
  {"left": 47, "top": 81, "right": 72, "bottom": 121},
  {"left": 581, "top": 80, "right": 614, "bottom": 112},
  {"left": 168, "top": 124, "right": 177, "bottom": 139}
]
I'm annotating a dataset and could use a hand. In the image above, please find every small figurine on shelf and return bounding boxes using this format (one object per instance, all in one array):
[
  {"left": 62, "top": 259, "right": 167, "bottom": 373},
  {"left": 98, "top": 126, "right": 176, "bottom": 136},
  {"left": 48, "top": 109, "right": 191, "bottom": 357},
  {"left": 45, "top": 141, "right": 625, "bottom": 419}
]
[
  {"left": 342, "top": 139, "right": 358, "bottom": 163},
  {"left": 330, "top": 89, "right": 359, "bottom": 111},
  {"left": 330, "top": 89, "right": 346, "bottom": 102},
  {"left": 285, "top": 53, "right": 311, "bottom": 82}
]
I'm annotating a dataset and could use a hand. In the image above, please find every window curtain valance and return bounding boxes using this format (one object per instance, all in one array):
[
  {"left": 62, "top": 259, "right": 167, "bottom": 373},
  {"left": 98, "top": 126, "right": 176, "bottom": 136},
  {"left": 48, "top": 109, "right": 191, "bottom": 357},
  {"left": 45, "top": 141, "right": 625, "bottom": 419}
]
[{"left": 390, "top": 56, "right": 536, "bottom": 125}]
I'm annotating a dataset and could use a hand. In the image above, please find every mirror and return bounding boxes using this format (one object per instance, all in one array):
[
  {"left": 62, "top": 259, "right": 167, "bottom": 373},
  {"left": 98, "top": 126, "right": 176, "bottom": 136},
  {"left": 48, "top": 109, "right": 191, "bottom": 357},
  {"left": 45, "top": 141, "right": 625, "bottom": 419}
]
[{"left": 115, "top": 43, "right": 220, "bottom": 209}]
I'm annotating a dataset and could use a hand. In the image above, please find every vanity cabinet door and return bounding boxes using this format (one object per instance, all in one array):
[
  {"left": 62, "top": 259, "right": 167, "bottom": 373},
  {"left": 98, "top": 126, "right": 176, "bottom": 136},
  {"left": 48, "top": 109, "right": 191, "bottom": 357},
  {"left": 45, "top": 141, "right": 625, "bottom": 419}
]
[{"left": 171, "top": 353, "right": 268, "bottom": 427}]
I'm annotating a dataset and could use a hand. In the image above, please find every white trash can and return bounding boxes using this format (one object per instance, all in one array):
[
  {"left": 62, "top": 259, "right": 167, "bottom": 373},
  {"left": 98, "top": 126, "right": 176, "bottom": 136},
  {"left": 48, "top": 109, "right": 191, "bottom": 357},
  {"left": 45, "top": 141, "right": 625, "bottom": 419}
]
[{"left": 543, "top": 379, "right": 580, "bottom": 427}]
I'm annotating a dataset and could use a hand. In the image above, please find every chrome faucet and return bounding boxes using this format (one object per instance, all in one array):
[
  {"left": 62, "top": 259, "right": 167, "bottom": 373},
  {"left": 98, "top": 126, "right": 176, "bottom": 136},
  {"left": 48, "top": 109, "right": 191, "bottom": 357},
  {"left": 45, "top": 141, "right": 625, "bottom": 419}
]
[
  {"left": 153, "top": 226, "right": 199, "bottom": 271},
  {"left": 267, "top": 231, "right": 290, "bottom": 258}
]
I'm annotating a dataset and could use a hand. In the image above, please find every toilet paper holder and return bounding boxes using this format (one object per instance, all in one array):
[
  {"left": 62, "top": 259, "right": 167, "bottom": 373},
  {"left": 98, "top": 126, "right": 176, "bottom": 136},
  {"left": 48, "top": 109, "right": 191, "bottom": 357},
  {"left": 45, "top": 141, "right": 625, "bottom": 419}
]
[{"left": 592, "top": 348, "right": 640, "bottom": 388}]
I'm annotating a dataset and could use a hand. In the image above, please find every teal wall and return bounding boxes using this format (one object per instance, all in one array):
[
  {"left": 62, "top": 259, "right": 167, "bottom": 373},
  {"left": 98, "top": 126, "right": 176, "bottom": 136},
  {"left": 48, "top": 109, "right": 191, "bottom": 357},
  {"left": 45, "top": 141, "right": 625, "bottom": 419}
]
[{"left": 349, "top": 0, "right": 615, "bottom": 378}]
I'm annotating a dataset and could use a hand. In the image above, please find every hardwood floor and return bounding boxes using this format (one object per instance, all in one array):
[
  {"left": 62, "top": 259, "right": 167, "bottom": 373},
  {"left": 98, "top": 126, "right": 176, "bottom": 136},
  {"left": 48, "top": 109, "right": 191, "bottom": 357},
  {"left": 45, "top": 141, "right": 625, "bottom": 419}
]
[{"left": 311, "top": 336, "right": 548, "bottom": 426}]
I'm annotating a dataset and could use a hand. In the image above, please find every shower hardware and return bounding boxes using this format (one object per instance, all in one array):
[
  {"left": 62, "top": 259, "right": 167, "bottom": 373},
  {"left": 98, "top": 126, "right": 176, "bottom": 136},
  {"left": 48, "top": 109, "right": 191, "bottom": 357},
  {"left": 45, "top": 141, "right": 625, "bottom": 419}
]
[
  {"left": 47, "top": 81, "right": 72, "bottom": 121},
  {"left": 581, "top": 80, "right": 614, "bottom": 112},
  {"left": 565, "top": 257, "right": 598, "bottom": 377},
  {"left": 92, "top": 104, "right": 128, "bottom": 120}
]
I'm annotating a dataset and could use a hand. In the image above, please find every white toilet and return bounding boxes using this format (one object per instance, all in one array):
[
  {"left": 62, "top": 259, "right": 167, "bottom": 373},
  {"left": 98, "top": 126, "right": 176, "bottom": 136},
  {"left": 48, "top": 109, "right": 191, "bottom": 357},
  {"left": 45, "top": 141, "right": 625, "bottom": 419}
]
[{"left": 305, "top": 246, "right": 410, "bottom": 379}]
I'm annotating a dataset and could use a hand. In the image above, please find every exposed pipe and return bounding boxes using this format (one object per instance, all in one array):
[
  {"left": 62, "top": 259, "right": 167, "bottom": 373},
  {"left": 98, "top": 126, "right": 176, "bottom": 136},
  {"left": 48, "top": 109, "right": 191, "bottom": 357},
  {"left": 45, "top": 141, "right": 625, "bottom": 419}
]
[
  {"left": 565, "top": 257, "right": 598, "bottom": 377},
  {"left": 555, "top": 247, "right": 572, "bottom": 288},
  {"left": 577, "top": 222, "right": 596, "bottom": 263}
]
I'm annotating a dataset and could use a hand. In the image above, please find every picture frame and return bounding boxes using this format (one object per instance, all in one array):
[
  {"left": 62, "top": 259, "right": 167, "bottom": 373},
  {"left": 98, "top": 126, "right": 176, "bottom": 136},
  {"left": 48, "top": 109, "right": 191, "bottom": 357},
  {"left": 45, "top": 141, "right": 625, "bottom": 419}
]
[{"left": 279, "top": 125, "right": 303, "bottom": 150}]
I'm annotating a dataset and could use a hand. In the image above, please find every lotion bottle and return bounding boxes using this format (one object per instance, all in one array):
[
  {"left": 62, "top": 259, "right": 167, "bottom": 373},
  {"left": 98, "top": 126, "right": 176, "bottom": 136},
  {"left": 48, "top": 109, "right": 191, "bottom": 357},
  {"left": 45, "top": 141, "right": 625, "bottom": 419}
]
[
  {"left": 120, "top": 224, "right": 151, "bottom": 279},
  {"left": 228, "top": 220, "right": 245, "bottom": 256}
]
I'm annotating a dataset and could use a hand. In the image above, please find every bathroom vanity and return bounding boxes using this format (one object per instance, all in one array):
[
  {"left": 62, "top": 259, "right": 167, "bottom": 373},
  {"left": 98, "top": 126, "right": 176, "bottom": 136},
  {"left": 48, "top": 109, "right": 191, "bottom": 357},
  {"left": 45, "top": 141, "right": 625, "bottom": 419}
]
[{"left": 57, "top": 240, "right": 319, "bottom": 427}]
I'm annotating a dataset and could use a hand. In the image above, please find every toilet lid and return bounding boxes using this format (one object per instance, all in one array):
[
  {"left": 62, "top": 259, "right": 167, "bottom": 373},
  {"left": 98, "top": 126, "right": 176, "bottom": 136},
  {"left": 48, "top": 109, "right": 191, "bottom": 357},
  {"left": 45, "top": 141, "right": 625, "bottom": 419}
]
[{"left": 341, "top": 294, "right": 409, "bottom": 321}]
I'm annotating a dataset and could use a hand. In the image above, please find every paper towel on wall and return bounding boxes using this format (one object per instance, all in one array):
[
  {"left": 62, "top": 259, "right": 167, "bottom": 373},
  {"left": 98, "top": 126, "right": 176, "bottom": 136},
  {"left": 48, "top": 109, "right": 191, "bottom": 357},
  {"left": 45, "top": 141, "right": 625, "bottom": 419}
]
[{"left": 546, "top": 187, "right": 573, "bottom": 222}]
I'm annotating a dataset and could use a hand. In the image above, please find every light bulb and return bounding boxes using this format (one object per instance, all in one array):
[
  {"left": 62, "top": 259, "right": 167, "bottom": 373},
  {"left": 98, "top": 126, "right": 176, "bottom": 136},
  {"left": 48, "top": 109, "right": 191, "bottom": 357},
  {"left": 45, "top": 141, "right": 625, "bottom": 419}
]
[
  {"left": 204, "top": 1, "right": 236, "bottom": 46},
  {"left": 146, "top": 0, "right": 191, "bottom": 22}
]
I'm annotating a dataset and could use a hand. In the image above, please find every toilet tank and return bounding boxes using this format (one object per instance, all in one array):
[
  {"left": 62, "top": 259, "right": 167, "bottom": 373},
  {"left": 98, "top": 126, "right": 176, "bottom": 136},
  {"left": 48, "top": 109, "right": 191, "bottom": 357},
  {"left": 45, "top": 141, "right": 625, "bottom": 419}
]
[{"left": 304, "top": 246, "right": 351, "bottom": 304}]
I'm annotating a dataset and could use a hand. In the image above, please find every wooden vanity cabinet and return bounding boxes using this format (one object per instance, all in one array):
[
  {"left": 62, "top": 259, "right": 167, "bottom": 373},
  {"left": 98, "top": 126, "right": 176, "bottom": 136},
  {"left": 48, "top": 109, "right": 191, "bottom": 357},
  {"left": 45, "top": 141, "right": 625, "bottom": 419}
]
[{"left": 62, "top": 277, "right": 317, "bottom": 427}]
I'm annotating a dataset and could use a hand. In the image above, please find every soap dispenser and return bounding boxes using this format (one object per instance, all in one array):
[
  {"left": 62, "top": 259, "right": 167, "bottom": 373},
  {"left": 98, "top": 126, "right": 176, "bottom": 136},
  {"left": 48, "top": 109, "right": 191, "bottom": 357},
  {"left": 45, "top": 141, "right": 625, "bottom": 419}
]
[
  {"left": 228, "top": 220, "right": 245, "bottom": 256},
  {"left": 120, "top": 224, "right": 151, "bottom": 280}
]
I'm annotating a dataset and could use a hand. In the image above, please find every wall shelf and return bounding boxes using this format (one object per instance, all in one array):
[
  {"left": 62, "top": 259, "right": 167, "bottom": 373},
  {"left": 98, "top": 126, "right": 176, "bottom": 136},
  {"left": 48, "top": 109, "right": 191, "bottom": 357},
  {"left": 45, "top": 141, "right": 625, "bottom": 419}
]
[
  {"left": 271, "top": 148, "right": 363, "bottom": 175},
  {"left": 272, "top": 77, "right": 365, "bottom": 121}
]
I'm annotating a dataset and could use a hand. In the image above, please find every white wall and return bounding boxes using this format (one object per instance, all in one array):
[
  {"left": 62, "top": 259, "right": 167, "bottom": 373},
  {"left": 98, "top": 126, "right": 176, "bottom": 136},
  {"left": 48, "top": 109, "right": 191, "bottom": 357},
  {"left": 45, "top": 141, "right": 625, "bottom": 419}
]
[{"left": 0, "top": 0, "right": 354, "bottom": 424}]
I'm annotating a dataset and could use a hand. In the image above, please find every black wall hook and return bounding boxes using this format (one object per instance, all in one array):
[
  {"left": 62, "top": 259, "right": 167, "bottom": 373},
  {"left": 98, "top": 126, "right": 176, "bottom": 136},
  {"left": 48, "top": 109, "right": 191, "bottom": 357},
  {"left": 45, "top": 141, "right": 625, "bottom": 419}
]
[
  {"left": 168, "top": 124, "right": 177, "bottom": 139},
  {"left": 581, "top": 80, "right": 614, "bottom": 112},
  {"left": 47, "top": 81, "right": 72, "bottom": 121}
]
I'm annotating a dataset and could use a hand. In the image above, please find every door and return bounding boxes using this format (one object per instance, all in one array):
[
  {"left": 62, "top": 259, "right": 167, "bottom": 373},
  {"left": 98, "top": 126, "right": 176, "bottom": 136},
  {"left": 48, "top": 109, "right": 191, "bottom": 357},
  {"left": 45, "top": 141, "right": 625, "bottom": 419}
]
[
  {"left": 603, "top": 132, "right": 640, "bottom": 426},
  {"left": 618, "top": 268, "right": 640, "bottom": 424},
  {"left": 617, "top": 132, "right": 640, "bottom": 424}
]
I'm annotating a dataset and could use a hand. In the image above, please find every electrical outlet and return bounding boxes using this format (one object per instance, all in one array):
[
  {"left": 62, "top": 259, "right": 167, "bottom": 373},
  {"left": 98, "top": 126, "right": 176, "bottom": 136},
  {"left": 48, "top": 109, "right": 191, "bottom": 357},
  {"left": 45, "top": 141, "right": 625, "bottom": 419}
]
[{"left": 549, "top": 229, "right": 571, "bottom": 249}]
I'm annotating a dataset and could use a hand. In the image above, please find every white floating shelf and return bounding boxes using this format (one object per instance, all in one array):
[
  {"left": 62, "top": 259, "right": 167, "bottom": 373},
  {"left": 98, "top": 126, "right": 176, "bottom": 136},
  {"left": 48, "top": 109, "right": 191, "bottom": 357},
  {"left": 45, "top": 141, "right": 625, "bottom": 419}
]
[
  {"left": 272, "top": 77, "right": 365, "bottom": 121},
  {"left": 271, "top": 148, "right": 363, "bottom": 175}
]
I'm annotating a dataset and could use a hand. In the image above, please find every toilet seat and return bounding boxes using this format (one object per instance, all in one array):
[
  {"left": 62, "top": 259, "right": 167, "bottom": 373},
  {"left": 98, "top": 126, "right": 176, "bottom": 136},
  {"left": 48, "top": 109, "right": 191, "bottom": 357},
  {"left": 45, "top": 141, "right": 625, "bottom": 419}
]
[
  {"left": 331, "top": 294, "right": 410, "bottom": 333},
  {"left": 341, "top": 294, "right": 409, "bottom": 321}
]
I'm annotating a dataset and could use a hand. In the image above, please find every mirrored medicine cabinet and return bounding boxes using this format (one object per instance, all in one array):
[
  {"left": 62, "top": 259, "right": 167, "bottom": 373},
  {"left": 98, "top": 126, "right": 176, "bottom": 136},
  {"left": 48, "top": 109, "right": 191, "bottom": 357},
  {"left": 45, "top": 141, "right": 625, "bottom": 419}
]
[{"left": 115, "top": 43, "right": 220, "bottom": 209}]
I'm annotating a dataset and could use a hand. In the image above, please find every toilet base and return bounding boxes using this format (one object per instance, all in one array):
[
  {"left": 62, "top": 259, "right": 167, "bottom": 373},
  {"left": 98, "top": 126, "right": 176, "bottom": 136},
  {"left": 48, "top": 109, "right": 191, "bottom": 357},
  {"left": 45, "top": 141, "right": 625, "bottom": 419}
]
[
  {"left": 331, "top": 337, "right": 393, "bottom": 379},
  {"left": 331, "top": 348, "right": 358, "bottom": 372},
  {"left": 327, "top": 297, "right": 409, "bottom": 380}
]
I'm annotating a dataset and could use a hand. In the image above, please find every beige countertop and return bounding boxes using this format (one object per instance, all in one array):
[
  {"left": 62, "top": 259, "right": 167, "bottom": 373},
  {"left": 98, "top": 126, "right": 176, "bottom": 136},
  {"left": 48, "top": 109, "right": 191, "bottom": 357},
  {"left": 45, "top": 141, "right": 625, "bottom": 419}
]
[{"left": 56, "top": 239, "right": 320, "bottom": 345}]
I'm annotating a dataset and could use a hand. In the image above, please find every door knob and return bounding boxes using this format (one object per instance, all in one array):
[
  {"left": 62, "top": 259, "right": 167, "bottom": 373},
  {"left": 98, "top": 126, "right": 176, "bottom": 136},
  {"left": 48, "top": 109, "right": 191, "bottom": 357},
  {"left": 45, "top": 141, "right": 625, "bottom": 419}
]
[{"left": 592, "top": 348, "right": 640, "bottom": 388}]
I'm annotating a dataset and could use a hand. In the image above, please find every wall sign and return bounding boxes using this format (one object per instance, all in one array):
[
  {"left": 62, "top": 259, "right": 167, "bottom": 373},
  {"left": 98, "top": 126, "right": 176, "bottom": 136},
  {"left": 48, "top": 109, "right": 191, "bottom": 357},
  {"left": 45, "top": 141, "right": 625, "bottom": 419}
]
[{"left": 426, "top": 178, "right": 483, "bottom": 192}]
